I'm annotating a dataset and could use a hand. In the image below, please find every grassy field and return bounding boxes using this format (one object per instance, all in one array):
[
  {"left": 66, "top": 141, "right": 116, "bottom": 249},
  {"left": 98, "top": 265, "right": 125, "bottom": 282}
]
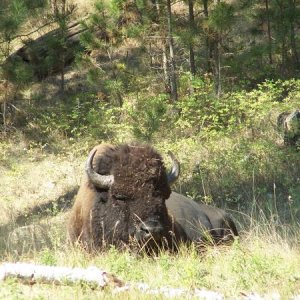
[
  {"left": 1, "top": 136, "right": 300, "bottom": 299},
  {"left": 1, "top": 0, "right": 300, "bottom": 297}
]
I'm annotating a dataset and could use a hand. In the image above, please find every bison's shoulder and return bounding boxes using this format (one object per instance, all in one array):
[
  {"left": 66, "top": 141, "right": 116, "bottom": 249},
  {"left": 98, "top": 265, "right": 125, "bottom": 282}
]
[
  {"left": 166, "top": 192, "right": 238, "bottom": 243},
  {"left": 166, "top": 192, "right": 212, "bottom": 241}
]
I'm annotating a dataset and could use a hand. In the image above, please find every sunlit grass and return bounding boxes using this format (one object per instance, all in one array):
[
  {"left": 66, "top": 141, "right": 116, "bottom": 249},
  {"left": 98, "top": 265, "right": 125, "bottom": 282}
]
[
  {"left": 1, "top": 220, "right": 300, "bottom": 299},
  {"left": 1, "top": 131, "right": 300, "bottom": 298}
]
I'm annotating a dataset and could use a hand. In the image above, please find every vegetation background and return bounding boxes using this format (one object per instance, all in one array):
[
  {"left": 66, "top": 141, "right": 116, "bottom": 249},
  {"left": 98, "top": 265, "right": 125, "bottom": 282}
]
[{"left": 0, "top": 0, "right": 300, "bottom": 298}]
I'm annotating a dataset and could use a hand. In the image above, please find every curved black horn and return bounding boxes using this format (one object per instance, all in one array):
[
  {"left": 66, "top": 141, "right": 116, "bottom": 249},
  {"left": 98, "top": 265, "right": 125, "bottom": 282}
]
[
  {"left": 167, "top": 151, "right": 180, "bottom": 184},
  {"left": 85, "top": 149, "right": 114, "bottom": 189}
]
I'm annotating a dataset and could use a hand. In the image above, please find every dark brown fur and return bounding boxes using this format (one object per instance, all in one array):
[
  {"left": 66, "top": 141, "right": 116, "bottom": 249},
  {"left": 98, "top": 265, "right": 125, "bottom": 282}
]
[
  {"left": 68, "top": 143, "right": 238, "bottom": 252},
  {"left": 68, "top": 144, "right": 184, "bottom": 251}
]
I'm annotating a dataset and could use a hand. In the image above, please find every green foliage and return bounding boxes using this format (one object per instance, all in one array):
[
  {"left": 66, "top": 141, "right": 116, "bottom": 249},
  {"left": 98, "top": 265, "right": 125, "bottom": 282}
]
[
  {"left": 29, "top": 92, "right": 120, "bottom": 140},
  {"left": 125, "top": 94, "right": 169, "bottom": 141},
  {"left": 0, "top": 1, "right": 27, "bottom": 38},
  {"left": 176, "top": 75, "right": 216, "bottom": 133},
  {"left": 81, "top": 0, "right": 121, "bottom": 50},
  {"left": 208, "top": 2, "right": 235, "bottom": 31},
  {"left": 1, "top": 57, "right": 34, "bottom": 84},
  {"left": 39, "top": 248, "right": 57, "bottom": 266},
  {"left": 175, "top": 78, "right": 300, "bottom": 135},
  {"left": 176, "top": 74, "right": 247, "bottom": 134},
  {"left": 0, "top": 0, "right": 47, "bottom": 44}
]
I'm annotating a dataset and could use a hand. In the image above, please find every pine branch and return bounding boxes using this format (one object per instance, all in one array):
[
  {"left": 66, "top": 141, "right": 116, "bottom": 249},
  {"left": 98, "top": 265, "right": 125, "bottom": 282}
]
[{"left": 0, "top": 21, "right": 57, "bottom": 45}]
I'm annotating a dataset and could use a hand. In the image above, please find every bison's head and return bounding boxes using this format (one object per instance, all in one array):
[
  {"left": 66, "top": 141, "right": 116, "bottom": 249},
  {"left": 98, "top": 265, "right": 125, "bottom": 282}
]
[{"left": 85, "top": 144, "right": 180, "bottom": 252}]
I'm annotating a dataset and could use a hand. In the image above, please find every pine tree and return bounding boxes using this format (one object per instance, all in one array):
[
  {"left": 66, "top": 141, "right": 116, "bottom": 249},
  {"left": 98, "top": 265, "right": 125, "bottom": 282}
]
[
  {"left": 0, "top": 0, "right": 47, "bottom": 134},
  {"left": 208, "top": 1, "right": 234, "bottom": 96}
]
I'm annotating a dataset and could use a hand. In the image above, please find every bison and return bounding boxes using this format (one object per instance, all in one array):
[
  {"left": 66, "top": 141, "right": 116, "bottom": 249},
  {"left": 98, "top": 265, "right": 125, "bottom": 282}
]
[
  {"left": 68, "top": 143, "right": 238, "bottom": 252},
  {"left": 277, "top": 110, "right": 300, "bottom": 147}
]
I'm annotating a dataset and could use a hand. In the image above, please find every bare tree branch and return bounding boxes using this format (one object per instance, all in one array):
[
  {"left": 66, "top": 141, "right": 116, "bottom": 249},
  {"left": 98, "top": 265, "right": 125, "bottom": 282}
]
[{"left": 0, "top": 21, "right": 57, "bottom": 45}]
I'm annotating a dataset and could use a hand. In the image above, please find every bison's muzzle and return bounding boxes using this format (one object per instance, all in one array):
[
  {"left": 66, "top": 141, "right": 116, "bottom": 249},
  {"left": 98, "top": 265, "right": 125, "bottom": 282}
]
[{"left": 135, "top": 217, "right": 165, "bottom": 241}]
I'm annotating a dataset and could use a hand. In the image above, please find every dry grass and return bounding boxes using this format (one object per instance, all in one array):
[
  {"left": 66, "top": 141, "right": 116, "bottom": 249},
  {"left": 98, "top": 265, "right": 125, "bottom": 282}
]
[
  {"left": 1, "top": 137, "right": 300, "bottom": 299},
  {"left": 0, "top": 149, "right": 80, "bottom": 225},
  {"left": 71, "top": 0, "right": 96, "bottom": 16}
]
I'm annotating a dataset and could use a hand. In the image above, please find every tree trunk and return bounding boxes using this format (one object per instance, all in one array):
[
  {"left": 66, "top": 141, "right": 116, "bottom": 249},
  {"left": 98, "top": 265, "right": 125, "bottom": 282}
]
[
  {"left": 215, "top": 37, "right": 221, "bottom": 97},
  {"left": 203, "top": 0, "right": 213, "bottom": 73},
  {"left": 289, "top": 0, "right": 299, "bottom": 67},
  {"left": 166, "top": 0, "right": 178, "bottom": 102},
  {"left": 2, "top": 101, "right": 7, "bottom": 135},
  {"left": 215, "top": 0, "right": 221, "bottom": 97},
  {"left": 290, "top": 23, "right": 299, "bottom": 67},
  {"left": 279, "top": 1, "right": 287, "bottom": 75},
  {"left": 188, "top": 0, "right": 196, "bottom": 75},
  {"left": 55, "top": 0, "right": 67, "bottom": 95},
  {"left": 265, "top": 0, "right": 273, "bottom": 64},
  {"left": 154, "top": 0, "right": 170, "bottom": 92},
  {"left": 162, "top": 44, "right": 170, "bottom": 89}
]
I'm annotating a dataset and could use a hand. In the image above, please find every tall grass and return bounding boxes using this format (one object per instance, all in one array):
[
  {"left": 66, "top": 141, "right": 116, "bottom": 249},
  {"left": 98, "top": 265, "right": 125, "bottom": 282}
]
[
  {"left": 1, "top": 195, "right": 300, "bottom": 299},
  {"left": 1, "top": 113, "right": 300, "bottom": 298}
]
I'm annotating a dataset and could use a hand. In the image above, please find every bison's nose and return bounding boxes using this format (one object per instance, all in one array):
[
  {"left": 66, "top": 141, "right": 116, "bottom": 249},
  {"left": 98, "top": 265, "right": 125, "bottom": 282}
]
[{"left": 136, "top": 218, "right": 164, "bottom": 240}]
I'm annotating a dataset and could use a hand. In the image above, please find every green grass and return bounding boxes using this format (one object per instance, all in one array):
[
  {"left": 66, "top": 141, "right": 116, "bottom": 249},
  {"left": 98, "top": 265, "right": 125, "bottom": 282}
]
[
  {"left": 1, "top": 233, "right": 300, "bottom": 299},
  {"left": 1, "top": 130, "right": 300, "bottom": 299}
]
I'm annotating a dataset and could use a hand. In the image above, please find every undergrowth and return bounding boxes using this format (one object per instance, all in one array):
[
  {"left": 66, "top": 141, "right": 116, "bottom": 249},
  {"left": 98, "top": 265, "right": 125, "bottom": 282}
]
[
  {"left": 1, "top": 222, "right": 300, "bottom": 299},
  {"left": 1, "top": 79, "right": 300, "bottom": 298}
]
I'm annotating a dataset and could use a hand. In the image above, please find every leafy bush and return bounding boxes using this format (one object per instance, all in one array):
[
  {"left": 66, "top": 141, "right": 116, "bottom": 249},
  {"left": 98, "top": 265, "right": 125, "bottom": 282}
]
[
  {"left": 175, "top": 78, "right": 300, "bottom": 136},
  {"left": 28, "top": 92, "right": 121, "bottom": 141},
  {"left": 125, "top": 94, "right": 170, "bottom": 141}
]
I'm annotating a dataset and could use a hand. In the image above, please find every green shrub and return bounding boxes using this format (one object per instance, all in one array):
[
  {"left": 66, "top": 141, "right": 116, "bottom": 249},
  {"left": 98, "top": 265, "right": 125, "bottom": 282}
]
[
  {"left": 28, "top": 92, "right": 121, "bottom": 141},
  {"left": 175, "top": 78, "right": 300, "bottom": 137},
  {"left": 125, "top": 94, "right": 170, "bottom": 141}
]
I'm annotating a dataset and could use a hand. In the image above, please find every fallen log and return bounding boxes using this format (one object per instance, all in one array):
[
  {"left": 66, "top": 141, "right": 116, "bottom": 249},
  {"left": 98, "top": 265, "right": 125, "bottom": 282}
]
[
  {"left": 0, "top": 262, "right": 123, "bottom": 288},
  {"left": 0, "top": 262, "right": 224, "bottom": 299},
  {"left": 2, "top": 262, "right": 285, "bottom": 299}
]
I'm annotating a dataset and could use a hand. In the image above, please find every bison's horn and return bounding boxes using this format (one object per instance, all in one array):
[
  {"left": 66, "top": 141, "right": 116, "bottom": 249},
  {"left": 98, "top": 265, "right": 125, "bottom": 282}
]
[
  {"left": 167, "top": 151, "right": 180, "bottom": 185},
  {"left": 85, "top": 149, "right": 114, "bottom": 189}
]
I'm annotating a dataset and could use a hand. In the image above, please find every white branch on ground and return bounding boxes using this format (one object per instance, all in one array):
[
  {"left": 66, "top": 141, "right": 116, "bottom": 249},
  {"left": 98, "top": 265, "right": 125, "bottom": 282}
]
[
  {"left": 116, "top": 283, "right": 224, "bottom": 299},
  {"left": 0, "top": 262, "right": 290, "bottom": 300},
  {"left": 0, "top": 262, "right": 224, "bottom": 299},
  {"left": 0, "top": 262, "right": 114, "bottom": 288}
]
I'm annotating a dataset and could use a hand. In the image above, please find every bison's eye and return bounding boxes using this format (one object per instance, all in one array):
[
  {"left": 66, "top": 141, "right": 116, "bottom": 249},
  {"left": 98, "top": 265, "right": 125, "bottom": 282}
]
[{"left": 114, "top": 194, "right": 129, "bottom": 201}]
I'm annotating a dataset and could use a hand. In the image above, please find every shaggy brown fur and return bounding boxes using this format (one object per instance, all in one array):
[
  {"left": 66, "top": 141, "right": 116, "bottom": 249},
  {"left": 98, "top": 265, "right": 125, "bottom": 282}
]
[
  {"left": 68, "top": 144, "right": 114, "bottom": 248},
  {"left": 68, "top": 143, "right": 184, "bottom": 251},
  {"left": 68, "top": 143, "right": 238, "bottom": 253}
]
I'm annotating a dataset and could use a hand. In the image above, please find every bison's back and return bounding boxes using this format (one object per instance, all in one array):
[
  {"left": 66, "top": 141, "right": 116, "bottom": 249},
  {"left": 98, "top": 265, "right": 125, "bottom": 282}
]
[
  {"left": 166, "top": 192, "right": 212, "bottom": 242},
  {"left": 166, "top": 192, "right": 238, "bottom": 243}
]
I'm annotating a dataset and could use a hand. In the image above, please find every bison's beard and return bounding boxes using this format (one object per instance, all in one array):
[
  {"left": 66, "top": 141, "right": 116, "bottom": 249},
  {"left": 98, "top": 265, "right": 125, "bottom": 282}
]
[
  {"left": 89, "top": 200, "right": 131, "bottom": 249},
  {"left": 130, "top": 230, "right": 178, "bottom": 255},
  {"left": 89, "top": 193, "right": 178, "bottom": 253}
]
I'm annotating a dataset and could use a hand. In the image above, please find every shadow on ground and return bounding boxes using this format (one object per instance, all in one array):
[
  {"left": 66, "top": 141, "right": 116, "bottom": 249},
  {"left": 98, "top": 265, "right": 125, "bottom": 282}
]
[{"left": 0, "top": 187, "right": 77, "bottom": 255}]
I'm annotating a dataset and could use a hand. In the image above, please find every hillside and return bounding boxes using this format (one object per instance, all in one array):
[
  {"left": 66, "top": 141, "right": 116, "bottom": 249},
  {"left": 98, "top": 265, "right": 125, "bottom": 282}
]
[{"left": 1, "top": 0, "right": 300, "bottom": 298}]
